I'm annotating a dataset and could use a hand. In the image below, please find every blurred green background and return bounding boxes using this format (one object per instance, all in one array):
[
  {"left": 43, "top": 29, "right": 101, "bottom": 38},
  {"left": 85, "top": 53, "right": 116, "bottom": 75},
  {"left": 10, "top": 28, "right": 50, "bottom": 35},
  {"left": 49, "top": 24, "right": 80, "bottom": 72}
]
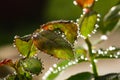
[{"left": 0, "top": 0, "right": 119, "bottom": 46}]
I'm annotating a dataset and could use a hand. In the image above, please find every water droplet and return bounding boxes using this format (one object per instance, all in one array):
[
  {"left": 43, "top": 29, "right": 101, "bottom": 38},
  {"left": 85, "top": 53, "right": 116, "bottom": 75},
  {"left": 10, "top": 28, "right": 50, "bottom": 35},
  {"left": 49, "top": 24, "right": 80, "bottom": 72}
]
[
  {"left": 19, "top": 54, "right": 23, "bottom": 57},
  {"left": 110, "top": 55, "right": 113, "bottom": 58},
  {"left": 90, "top": 64, "right": 92, "bottom": 67},
  {"left": 73, "top": 1, "right": 78, "bottom": 5},
  {"left": 53, "top": 64, "right": 57, "bottom": 68},
  {"left": 61, "top": 34, "right": 65, "bottom": 38},
  {"left": 117, "top": 52, "right": 120, "bottom": 55},
  {"left": 95, "top": 24, "right": 99, "bottom": 28},
  {"left": 97, "top": 14, "right": 101, "bottom": 17},
  {"left": 97, "top": 18, "right": 100, "bottom": 22},
  {"left": 42, "top": 76, "right": 46, "bottom": 80},
  {"left": 32, "top": 74, "right": 35, "bottom": 77},
  {"left": 100, "top": 35, "right": 108, "bottom": 40},
  {"left": 14, "top": 35, "right": 19, "bottom": 39},
  {"left": 94, "top": 59, "right": 98, "bottom": 63},
  {"left": 92, "top": 50, "right": 96, "bottom": 53},
  {"left": 32, "top": 33, "right": 39, "bottom": 38},
  {"left": 58, "top": 67, "right": 61, "bottom": 71},
  {"left": 81, "top": 55, "right": 84, "bottom": 59},
  {"left": 49, "top": 67, "right": 54, "bottom": 72},
  {"left": 85, "top": 58, "right": 88, "bottom": 61},
  {"left": 75, "top": 59, "right": 79, "bottom": 63},
  {"left": 53, "top": 70, "right": 58, "bottom": 74},
  {"left": 104, "top": 51, "right": 108, "bottom": 54},
  {"left": 13, "top": 44, "right": 16, "bottom": 47},
  {"left": 109, "top": 46, "right": 116, "bottom": 51},
  {"left": 13, "top": 71, "right": 17, "bottom": 75},
  {"left": 115, "top": 55, "right": 118, "bottom": 58},
  {"left": 65, "top": 65, "right": 69, "bottom": 68},
  {"left": 81, "top": 14, "right": 84, "bottom": 17},
  {"left": 68, "top": 62, "right": 73, "bottom": 66},
  {"left": 88, "top": 34, "right": 91, "bottom": 37},
  {"left": 98, "top": 49, "right": 103, "bottom": 54},
  {"left": 79, "top": 34, "right": 86, "bottom": 39},
  {"left": 72, "top": 61, "right": 77, "bottom": 64},
  {"left": 76, "top": 19, "right": 79, "bottom": 22},
  {"left": 62, "top": 66, "right": 65, "bottom": 70}
]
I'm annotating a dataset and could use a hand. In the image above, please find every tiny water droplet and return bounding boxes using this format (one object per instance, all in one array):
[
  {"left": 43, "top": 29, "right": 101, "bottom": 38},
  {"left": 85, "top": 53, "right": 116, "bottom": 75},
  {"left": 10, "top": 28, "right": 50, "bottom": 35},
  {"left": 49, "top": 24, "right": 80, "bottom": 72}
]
[
  {"left": 49, "top": 67, "right": 54, "bottom": 72},
  {"left": 62, "top": 66, "right": 65, "bottom": 70},
  {"left": 76, "top": 19, "right": 79, "bottom": 22},
  {"left": 90, "top": 64, "right": 92, "bottom": 67},
  {"left": 75, "top": 59, "right": 79, "bottom": 62},
  {"left": 42, "top": 76, "right": 46, "bottom": 80},
  {"left": 88, "top": 34, "right": 91, "bottom": 37},
  {"left": 115, "top": 55, "right": 118, "bottom": 58},
  {"left": 97, "top": 18, "right": 100, "bottom": 22},
  {"left": 13, "top": 44, "right": 16, "bottom": 47},
  {"left": 100, "top": 35, "right": 108, "bottom": 40},
  {"left": 14, "top": 35, "right": 19, "bottom": 39},
  {"left": 61, "top": 34, "right": 65, "bottom": 38},
  {"left": 81, "top": 55, "right": 84, "bottom": 59},
  {"left": 92, "top": 50, "right": 96, "bottom": 53},
  {"left": 85, "top": 58, "right": 88, "bottom": 61},
  {"left": 19, "top": 54, "right": 22, "bottom": 57},
  {"left": 53, "top": 64, "right": 57, "bottom": 68},
  {"left": 32, "top": 74, "right": 35, "bottom": 77},
  {"left": 109, "top": 46, "right": 116, "bottom": 51},
  {"left": 94, "top": 59, "right": 98, "bottom": 63},
  {"left": 95, "top": 24, "right": 99, "bottom": 28},
  {"left": 117, "top": 52, "right": 120, "bottom": 55},
  {"left": 14, "top": 71, "right": 17, "bottom": 75},
  {"left": 58, "top": 67, "right": 61, "bottom": 71},
  {"left": 73, "top": 1, "right": 78, "bottom": 5},
  {"left": 53, "top": 70, "right": 58, "bottom": 74},
  {"left": 72, "top": 61, "right": 77, "bottom": 64},
  {"left": 68, "top": 62, "right": 73, "bottom": 66},
  {"left": 97, "top": 14, "right": 101, "bottom": 17},
  {"left": 81, "top": 14, "right": 84, "bottom": 17},
  {"left": 110, "top": 55, "right": 113, "bottom": 58}
]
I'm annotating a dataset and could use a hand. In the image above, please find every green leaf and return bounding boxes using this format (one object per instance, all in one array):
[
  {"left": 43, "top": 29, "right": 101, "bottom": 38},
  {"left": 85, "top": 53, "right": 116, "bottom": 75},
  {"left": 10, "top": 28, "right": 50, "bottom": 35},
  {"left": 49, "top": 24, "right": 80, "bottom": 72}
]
[
  {"left": 103, "top": 4, "right": 120, "bottom": 33},
  {"left": 44, "top": 59, "right": 86, "bottom": 80},
  {"left": 15, "top": 35, "right": 38, "bottom": 57},
  {"left": 74, "top": 47, "right": 87, "bottom": 59},
  {"left": 41, "top": 20, "right": 78, "bottom": 44},
  {"left": 95, "top": 47, "right": 120, "bottom": 59},
  {"left": 78, "top": 11, "right": 97, "bottom": 38},
  {"left": 96, "top": 73, "right": 120, "bottom": 80},
  {"left": 20, "top": 58, "right": 42, "bottom": 75},
  {"left": 33, "top": 30, "right": 74, "bottom": 60},
  {"left": 67, "top": 72, "right": 94, "bottom": 80},
  {"left": 6, "top": 75, "right": 19, "bottom": 80}
]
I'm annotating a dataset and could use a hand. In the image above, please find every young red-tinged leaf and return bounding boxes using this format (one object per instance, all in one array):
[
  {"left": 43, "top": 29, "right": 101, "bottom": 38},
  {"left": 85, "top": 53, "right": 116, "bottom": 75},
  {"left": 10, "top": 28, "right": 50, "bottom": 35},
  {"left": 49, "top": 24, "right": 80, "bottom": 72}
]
[
  {"left": 41, "top": 20, "right": 78, "bottom": 44},
  {"left": 32, "top": 30, "right": 74, "bottom": 60},
  {"left": 75, "top": 0, "right": 94, "bottom": 8},
  {"left": 0, "top": 59, "right": 12, "bottom": 66},
  {"left": 15, "top": 35, "right": 38, "bottom": 57},
  {"left": 78, "top": 11, "right": 97, "bottom": 38}
]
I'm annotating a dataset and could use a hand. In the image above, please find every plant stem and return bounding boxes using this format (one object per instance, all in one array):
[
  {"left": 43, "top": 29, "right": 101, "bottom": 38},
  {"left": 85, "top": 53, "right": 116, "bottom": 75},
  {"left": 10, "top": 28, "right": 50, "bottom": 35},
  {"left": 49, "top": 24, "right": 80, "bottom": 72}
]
[{"left": 85, "top": 38, "right": 98, "bottom": 77}]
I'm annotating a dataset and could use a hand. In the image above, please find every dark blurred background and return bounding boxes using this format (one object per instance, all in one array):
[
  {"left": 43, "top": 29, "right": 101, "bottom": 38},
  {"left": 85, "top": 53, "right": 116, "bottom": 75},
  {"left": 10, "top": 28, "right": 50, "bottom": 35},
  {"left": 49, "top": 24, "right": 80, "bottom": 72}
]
[{"left": 0, "top": 0, "right": 119, "bottom": 46}]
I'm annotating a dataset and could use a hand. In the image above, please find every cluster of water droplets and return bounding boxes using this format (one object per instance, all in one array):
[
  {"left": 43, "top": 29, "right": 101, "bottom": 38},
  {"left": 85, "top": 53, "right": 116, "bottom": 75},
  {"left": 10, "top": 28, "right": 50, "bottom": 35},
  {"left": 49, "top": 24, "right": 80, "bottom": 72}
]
[
  {"left": 42, "top": 57, "right": 88, "bottom": 80},
  {"left": 94, "top": 46, "right": 120, "bottom": 58}
]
